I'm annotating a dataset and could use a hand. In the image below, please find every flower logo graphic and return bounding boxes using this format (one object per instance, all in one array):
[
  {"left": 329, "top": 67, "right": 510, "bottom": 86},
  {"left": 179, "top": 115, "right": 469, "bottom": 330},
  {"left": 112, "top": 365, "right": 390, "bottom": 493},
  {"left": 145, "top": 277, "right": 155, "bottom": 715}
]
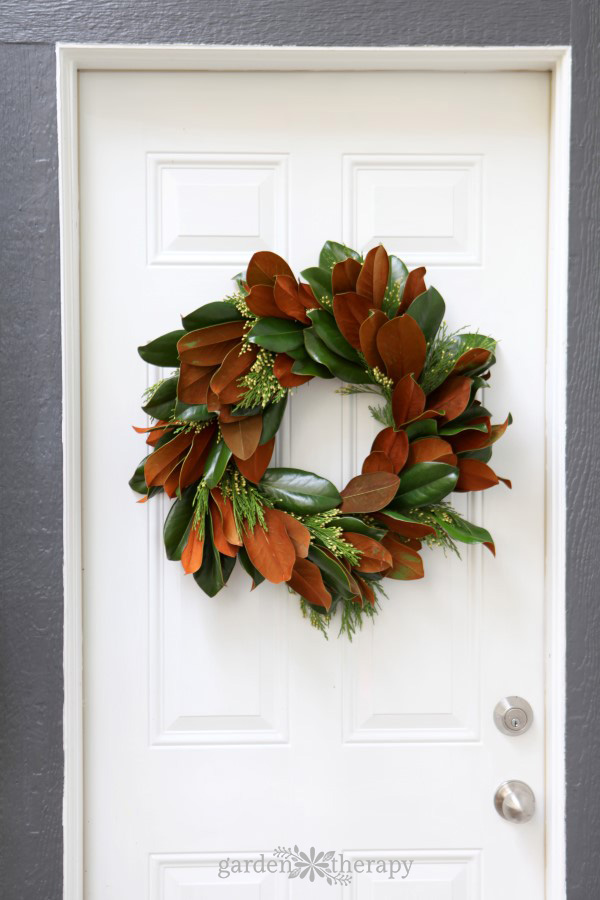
[{"left": 274, "top": 846, "right": 352, "bottom": 885}]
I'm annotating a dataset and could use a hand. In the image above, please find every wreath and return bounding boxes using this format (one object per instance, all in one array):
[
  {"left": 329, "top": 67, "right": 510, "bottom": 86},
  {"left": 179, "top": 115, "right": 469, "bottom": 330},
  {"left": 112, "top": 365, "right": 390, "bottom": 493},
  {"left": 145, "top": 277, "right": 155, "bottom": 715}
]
[{"left": 130, "top": 241, "right": 511, "bottom": 638}]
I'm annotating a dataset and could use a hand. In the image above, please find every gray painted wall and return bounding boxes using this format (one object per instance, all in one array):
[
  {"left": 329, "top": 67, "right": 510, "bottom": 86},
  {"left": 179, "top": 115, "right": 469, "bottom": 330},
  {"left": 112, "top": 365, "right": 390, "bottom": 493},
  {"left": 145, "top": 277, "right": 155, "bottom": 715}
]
[{"left": 0, "top": 2, "right": 597, "bottom": 898}]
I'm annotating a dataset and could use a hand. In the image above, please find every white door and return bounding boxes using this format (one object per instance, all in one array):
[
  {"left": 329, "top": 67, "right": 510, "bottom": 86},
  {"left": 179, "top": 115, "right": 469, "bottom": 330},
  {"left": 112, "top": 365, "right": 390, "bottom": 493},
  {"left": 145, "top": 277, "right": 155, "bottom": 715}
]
[{"left": 79, "top": 68, "right": 549, "bottom": 899}]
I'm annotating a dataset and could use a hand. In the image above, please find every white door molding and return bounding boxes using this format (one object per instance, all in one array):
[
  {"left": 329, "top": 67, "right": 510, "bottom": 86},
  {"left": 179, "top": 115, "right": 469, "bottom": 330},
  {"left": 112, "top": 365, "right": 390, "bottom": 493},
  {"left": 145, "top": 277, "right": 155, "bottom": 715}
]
[{"left": 57, "top": 43, "right": 570, "bottom": 900}]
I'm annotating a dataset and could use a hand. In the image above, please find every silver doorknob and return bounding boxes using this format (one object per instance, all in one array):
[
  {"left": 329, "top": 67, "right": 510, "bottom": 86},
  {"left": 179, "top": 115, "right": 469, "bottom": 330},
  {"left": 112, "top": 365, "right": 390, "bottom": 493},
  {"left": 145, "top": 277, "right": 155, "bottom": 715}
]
[{"left": 494, "top": 780, "right": 535, "bottom": 823}]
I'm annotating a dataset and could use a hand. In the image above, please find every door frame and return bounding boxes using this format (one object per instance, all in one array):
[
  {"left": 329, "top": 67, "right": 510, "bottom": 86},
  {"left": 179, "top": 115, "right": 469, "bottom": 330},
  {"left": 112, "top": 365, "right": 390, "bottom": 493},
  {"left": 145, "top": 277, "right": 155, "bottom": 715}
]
[{"left": 57, "top": 43, "right": 571, "bottom": 900}]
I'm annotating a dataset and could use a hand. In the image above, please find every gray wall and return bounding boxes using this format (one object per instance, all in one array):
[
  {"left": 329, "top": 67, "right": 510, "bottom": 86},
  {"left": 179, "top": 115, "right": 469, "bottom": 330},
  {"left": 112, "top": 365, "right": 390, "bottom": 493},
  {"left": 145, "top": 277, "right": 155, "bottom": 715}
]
[{"left": 0, "top": 2, "right": 597, "bottom": 898}]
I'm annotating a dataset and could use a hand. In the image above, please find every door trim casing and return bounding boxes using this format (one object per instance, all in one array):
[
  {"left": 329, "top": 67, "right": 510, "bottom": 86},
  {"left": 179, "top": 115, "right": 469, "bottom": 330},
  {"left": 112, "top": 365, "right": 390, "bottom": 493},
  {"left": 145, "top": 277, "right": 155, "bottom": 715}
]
[{"left": 57, "top": 43, "right": 571, "bottom": 900}]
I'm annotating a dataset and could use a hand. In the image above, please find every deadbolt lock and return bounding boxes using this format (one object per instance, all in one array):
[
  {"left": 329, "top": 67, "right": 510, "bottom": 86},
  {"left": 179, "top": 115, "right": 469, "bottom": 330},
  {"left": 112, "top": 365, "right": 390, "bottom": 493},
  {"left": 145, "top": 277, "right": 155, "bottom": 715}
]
[{"left": 493, "top": 696, "right": 533, "bottom": 736}]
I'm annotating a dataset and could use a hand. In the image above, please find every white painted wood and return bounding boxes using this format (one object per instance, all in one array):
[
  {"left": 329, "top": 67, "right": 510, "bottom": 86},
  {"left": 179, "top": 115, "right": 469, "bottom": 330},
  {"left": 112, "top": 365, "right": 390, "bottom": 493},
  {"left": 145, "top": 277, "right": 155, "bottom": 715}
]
[{"left": 59, "top": 45, "right": 570, "bottom": 900}]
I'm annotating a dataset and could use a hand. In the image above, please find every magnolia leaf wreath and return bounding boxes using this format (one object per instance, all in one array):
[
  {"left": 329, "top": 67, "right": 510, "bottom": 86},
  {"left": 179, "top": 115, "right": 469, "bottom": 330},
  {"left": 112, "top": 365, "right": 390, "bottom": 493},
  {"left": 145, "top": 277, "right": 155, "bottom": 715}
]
[{"left": 130, "top": 242, "right": 511, "bottom": 638}]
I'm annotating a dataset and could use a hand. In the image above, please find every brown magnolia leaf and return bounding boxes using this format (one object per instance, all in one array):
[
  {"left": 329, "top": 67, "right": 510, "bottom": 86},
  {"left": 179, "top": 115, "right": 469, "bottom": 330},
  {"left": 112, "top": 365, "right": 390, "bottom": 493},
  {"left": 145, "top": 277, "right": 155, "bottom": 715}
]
[
  {"left": 362, "top": 450, "right": 395, "bottom": 474},
  {"left": 178, "top": 363, "right": 215, "bottom": 404},
  {"left": 245, "top": 283, "right": 286, "bottom": 319},
  {"left": 381, "top": 533, "right": 424, "bottom": 580},
  {"left": 133, "top": 421, "right": 173, "bottom": 447},
  {"left": 288, "top": 557, "right": 332, "bottom": 610},
  {"left": 181, "top": 526, "right": 204, "bottom": 575},
  {"left": 391, "top": 374, "right": 426, "bottom": 427},
  {"left": 452, "top": 347, "right": 492, "bottom": 375},
  {"left": 332, "top": 257, "right": 361, "bottom": 295},
  {"left": 298, "top": 282, "right": 321, "bottom": 311},
  {"left": 448, "top": 417, "right": 492, "bottom": 454},
  {"left": 181, "top": 338, "right": 241, "bottom": 367},
  {"left": 340, "top": 471, "right": 400, "bottom": 514},
  {"left": 242, "top": 507, "right": 296, "bottom": 583},
  {"left": 220, "top": 414, "right": 263, "bottom": 460},
  {"left": 427, "top": 376, "right": 472, "bottom": 423},
  {"left": 210, "top": 342, "right": 257, "bottom": 403},
  {"left": 455, "top": 459, "right": 500, "bottom": 492},
  {"left": 377, "top": 315, "right": 427, "bottom": 383},
  {"left": 371, "top": 427, "right": 409, "bottom": 473},
  {"left": 354, "top": 574, "right": 375, "bottom": 607},
  {"left": 144, "top": 431, "right": 194, "bottom": 487},
  {"left": 274, "top": 275, "right": 310, "bottom": 323},
  {"left": 246, "top": 250, "right": 295, "bottom": 287},
  {"left": 233, "top": 437, "right": 275, "bottom": 483},
  {"left": 164, "top": 461, "right": 183, "bottom": 498},
  {"left": 398, "top": 266, "right": 427, "bottom": 314},
  {"left": 488, "top": 414, "right": 512, "bottom": 446},
  {"left": 332, "top": 292, "right": 373, "bottom": 349},
  {"left": 273, "top": 353, "right": 313, "bottom": 387},
  {"left": 375, "top": 511, "right": 436, "bottom": 539},
  {"left": 438, "top": 453, "right": 458, "bottom": 466},
  {"left": 178, "top": 322, "right": 245, "bottom": 364},
  {"left": 206, "top": 387, "right": 221, "bottom": 412},
  {"left": 279, "top": 511, "right": 311, "bottom": 559},
  {"left": 179, "top": 425, "right": 216, "bottom": 489},
  {"left": 406, "top": 436, "right": 454, "bottom": 466},
  {"left": 358, "top": 309, "right": 387, "bottom": 371},
  {"left": 356, "top": 245, "right": 389, "bottom": 308},
  {"left": 210, "top": 488, "right": 242, "bottom": 545},
  {"left": 343, "top": 532, "right": 393, "bottom": 573},
  {"left": 210, "top": 501, "right": 239, "bottom": 557}
]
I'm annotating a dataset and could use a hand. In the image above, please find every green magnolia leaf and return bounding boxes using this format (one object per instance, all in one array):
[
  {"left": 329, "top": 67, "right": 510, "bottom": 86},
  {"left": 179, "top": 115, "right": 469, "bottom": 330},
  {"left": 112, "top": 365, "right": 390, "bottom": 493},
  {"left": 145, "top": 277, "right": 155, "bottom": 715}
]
[
  {"left": 432, "top": 510, "right": 494, "bottom": 547},
  {"left": 303, "top": 328, "right": 371, "bottom": 384},
  {"left": 193, "top": 516, "right": 235, "bottom": 597},
  {"left": 291, "top": 356, "right": 333, "bottom": 379},
  {"left": 392, "top": 462, "right": 459, "bottom": 508},
  {"left": 181, "top": 301, "right": 242, "bottom": 331},
  {"left": 458, "top": 446, "right": 493, "bottom": 463},
  {"left": 406, "top": 287, "right": 446, "bottom": 343},
  {"left": 308, "top": 545, "right": 356, "bottom": 600},
  {"left": 319, "top": 240, "right": 362, "bottom": 269},
  {"left": 451, "top": 404, "right": 492, "bottom": 426},
  {"left": 128, "top": 456, "right": 164, "bottom": 499},
  {"left": 260, "top": 394, "right": 288, "bottom": 445},
  {"left": 439, "top": 421, "right": 488, "bottom": 436},
  {"left": 300, "top": 266, "right": 333, "bottom": 305},
  {"left": 163, "top": 488, "right": 196, "bottom": 560},
  {"left": 230, "top": 404, "right": 263, "bottom": 418},
  {"left": 384, "top": 255, "right": 409, "bottom": 315},
  {"left": 404, "top": 419, "right": 438, "bottom": 440},
  {"left": 138, "top": 329, "right": 185, "bottom": 367},
  {"left": 238, "top": 546, "right": 266, "bottom": 587},
  {"left": 259, "top": 467, "right": 342, "bottom": 514},
  {"left": 142, "top": 375, "right": 178, "bottom": 420},
  {"left": 204, "top": 438, "right": 232, "bottom": 489},
  {"left": 307, "top": 309, "right": 362, "bottom": 362},
  {"left": 247, "top": 317, "right": 305, "bottom": 353},
  {"left": 388, "top": 255, "right": 409, "bottom": 288},
  {"left": 173, "top": 401, "right": 215, "bottom": 424},
  {"left": 334, "top": 516, "right": 386, "bottom": 540}
]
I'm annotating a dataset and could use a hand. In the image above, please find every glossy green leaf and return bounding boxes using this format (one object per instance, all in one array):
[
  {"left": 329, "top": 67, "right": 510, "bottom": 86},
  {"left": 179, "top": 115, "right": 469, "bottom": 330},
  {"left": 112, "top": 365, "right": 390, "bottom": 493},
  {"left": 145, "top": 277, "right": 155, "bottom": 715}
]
[
  {"left": 237, "top": 546, "right": 265, "bottom": 587},
  {"left": 291, "top": 356, "right": 333, "bottom": 379},
  {"left": 142, "top": 375, "right": 178, "bottom": 420},
  {"left": 173, "top": 401, "right": 215, "bottom": 424},
  {"left": 308, "top": 545, "right": 355, "bottom": 600},
  {"left": 303, "top": 328, "right": 371, "bottom": 384},
  {"left": 388, "top": 255, "right": 409, "bottom": 288},
  {"left": 163, "top": 487, "right": 195, "bottom": 560},
  {"left": 193, "top": 516, "right": 234, "bottom": 597},
  {"left": 334, "top": 516, "right": 386, "bottom": 540},
  {"left": 300, "top": 266, "right": 333, "bottom": 305},
  {"left": 384, "top": 256, "right": 409, "bottom": 315},
  {"left": 128, "top": 456, "right": 161, "bottom": 497},
  {"left": 451, "top": 404, "right": 492, "bottom": 426},
  {"left": 260, "top": 394, "right": 288, "bottom": 445},
  {"left": 391, "top": 462, "right": 459, "bottom": 508},
  {"left": 181, "top": 301, "right": 242, "bottom": 331},
  {"left": 406, "top": 287, "right": 446, "bottom": 343},
  {"left": 432, "top": 510, "right": 494, "bottom": 547},
  {"left": 439, "top": 420, "right": 488, "bottom": 436},
  {"left": 138, "top": 329, "right": 185, "bottom": 367},
  {"left": 247, "top": 317, "right": 305, "bottom": 353},
  {"left": 230, "top": 404, "right": 263, "bottom": 418},
  {"left": 307, "top": 309, "right": 362, "bottom": 362},
  {"left": 259, "top": 467, "right": 341, "bottom": 514},
  {"left": 404, "top": 419, "right": 438, "bottom": 440},
  {"left": 203, "top": 438, "right": 232, "bottom": 489},
  {"left": 319, "top": 240, "right": 362, "bottom": 269},
  {"left": 458, "top": 446, "right": 493, "bottom": 463}
]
